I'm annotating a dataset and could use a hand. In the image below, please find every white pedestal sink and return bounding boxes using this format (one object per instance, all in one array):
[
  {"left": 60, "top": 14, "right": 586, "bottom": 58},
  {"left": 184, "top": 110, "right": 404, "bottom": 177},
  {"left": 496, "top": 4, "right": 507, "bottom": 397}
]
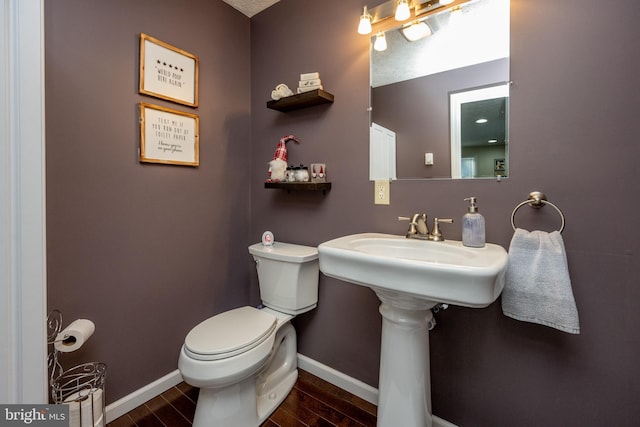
[{"left": 318, "top": 233, "right": 508, "bottom": 427}]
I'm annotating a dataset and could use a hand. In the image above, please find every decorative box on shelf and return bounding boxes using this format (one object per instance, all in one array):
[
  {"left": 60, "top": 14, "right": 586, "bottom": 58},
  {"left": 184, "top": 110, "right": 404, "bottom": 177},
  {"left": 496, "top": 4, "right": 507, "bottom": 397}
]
[{"left": 310, "top": 163, "right": 326, "bottom": 183}]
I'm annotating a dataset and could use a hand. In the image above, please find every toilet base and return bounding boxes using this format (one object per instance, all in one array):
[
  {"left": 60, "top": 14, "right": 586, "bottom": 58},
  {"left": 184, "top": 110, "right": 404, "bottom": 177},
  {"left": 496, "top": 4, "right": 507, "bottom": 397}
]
[
  {"left": 193, "top": 377, "right": 258, "bottom": 427},
  {"left": 257, "top": 369, "right": 297, "bottom": 423},
  {"left": 191, "top": 321, "right": 298, "bottom": 427}
]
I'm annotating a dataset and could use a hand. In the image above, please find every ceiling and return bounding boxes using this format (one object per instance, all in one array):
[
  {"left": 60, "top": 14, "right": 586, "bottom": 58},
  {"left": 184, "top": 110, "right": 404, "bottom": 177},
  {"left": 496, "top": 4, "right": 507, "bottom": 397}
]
[
  {"left": 461, "top": 97, "right": 507, "bottom": 148},
  {"left": 222, "top": 0, "right": 280, "bottom": 17}
]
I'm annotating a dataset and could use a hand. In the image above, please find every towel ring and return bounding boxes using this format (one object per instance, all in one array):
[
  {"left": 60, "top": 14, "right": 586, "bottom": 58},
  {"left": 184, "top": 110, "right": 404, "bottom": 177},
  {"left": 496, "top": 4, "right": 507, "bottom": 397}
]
[{"left": 510, "top": 191, "right": 565, "bottom": 233}]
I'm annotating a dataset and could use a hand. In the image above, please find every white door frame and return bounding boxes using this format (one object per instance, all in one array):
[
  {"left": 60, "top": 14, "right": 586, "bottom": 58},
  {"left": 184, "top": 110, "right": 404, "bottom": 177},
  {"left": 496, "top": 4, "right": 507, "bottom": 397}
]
[
  {"left": 0, "top": 0, "right": 48, "bottom": 404},
  {"left": 450, "top": 83, "right": 509, "bottom": 179}
]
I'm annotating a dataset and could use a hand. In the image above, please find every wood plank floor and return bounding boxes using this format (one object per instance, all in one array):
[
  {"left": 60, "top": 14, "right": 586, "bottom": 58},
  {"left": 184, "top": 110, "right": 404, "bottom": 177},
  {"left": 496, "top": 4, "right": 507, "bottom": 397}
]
[{"left": 107, "top": 369, "right": 377, "bottom": 427}]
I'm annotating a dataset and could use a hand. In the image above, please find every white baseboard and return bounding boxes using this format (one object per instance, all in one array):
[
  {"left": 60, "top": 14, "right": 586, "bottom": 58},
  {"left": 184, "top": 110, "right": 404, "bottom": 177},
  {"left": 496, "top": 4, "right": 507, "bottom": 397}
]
[
  {"left": 296, "top": 353, "right": 378, "bottom": 404},
  {"left": 433, "top": 417, "right": 459, "bottom": 427},
  {"left": 105, "top": 355, "right": 457, "bottom": 427},
  {"left": 105, "top": 369, "right": 182, "bottom": 423},
  {"left": 297, "top": 353, "right": 457, "bottom": 427}
]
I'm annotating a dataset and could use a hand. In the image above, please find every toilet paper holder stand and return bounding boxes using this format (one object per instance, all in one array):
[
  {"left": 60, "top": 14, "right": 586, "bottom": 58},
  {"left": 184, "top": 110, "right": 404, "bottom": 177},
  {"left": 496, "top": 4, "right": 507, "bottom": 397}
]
[{"left": 47, "top": 310, "right": 106, "bottom": 426}]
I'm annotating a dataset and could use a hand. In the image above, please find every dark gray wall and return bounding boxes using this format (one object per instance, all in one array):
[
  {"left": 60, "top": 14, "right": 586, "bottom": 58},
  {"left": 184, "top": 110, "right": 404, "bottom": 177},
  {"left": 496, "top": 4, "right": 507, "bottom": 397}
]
[
  {"left": 45, "top": 0, "right": 251, "bottom": 403},
  {"left": 44, "top": 0, "right": 640, "bottom": 424},
  {"left": 251, "top": 1, "right": 640, "bottom": 426}
]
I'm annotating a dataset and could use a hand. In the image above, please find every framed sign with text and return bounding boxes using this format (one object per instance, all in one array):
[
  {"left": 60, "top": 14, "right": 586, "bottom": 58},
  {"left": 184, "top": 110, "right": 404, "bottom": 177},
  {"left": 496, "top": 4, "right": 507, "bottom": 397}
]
[
  {"left": 139, "top": 103, "right": 199, "bottom": 167},
  {"left": 139, "top": 33, "right": 199, "bottom": 107}
]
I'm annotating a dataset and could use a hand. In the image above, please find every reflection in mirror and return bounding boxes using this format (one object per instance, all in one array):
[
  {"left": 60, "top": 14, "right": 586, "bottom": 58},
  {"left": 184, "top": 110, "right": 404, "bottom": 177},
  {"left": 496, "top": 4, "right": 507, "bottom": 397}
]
[
  {"left": 450, "top": 83, "right": 508, "bottom": 178},
  {"left": 369, "top": 0, "right": 509, "bottom": 179}
]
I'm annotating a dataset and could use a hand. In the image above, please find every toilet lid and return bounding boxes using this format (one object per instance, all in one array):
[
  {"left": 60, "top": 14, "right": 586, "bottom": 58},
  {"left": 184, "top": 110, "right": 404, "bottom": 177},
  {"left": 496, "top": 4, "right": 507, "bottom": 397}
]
[{"left": 184, "top": 306, "right": 277, "bottom": 361}]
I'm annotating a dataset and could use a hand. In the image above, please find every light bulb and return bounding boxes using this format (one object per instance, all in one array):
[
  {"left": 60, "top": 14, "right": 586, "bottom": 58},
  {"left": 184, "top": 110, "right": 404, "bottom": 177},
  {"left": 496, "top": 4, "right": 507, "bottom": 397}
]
[
  {"left": 357, "top": 6, "right": 372, "bottom": 35},
  {"left": 395, "top": 0, "right": 411, "bottom": 21},
  {"left": 374, "top": 32, "right": 387, "bottom": 51},
  {"left": 402, "top": 21, "right": 432, "bottom": 41}
]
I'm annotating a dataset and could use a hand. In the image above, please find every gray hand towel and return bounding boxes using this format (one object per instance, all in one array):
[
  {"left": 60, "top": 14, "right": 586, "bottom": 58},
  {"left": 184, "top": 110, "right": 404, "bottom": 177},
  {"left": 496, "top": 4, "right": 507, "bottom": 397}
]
[{"left": 501, "top": 228, "right": 580, "bottom": 334}]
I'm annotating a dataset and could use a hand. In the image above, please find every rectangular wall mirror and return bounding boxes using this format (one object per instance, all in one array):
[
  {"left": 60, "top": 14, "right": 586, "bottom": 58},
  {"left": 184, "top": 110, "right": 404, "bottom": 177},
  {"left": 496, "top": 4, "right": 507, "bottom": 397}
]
[{"left": 369, "top": 0, "right": 510, "bottom": 180}]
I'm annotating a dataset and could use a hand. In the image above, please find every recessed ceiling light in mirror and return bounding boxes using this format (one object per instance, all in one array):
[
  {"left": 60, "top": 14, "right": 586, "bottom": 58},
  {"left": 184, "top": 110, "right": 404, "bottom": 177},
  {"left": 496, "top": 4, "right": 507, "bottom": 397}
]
[{"left": 475, "top": 118, "right": 488, "bottom": 124}]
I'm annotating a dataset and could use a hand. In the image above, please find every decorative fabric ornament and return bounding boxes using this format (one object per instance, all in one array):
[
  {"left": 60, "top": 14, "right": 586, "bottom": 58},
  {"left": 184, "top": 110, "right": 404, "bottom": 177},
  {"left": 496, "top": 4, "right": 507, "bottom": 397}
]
[
  {"left": 267, "top": 159, "right": 287, "bottom": 182},
  {"left": 266, "top": 135, "right": 300, "bottom": 182},
  {"left": 272, "top": 134, "right": 300, "bottom": 163}
]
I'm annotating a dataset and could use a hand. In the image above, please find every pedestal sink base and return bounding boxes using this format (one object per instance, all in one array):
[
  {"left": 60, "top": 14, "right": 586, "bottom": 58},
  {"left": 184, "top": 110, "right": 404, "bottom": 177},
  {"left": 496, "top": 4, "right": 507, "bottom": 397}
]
[
  {"left": 375, "top": 289, "right": 436, "bottom": 427},
  {"left": 317, "top": 233, "right": 508, "bottom": 427}
]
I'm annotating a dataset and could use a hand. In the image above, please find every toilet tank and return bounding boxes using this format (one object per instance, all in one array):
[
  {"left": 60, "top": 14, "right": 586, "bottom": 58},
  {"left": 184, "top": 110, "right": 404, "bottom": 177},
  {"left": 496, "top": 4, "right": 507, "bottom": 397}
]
[{"left": 248, "top": 242, "right": 319, "bottom": 315}]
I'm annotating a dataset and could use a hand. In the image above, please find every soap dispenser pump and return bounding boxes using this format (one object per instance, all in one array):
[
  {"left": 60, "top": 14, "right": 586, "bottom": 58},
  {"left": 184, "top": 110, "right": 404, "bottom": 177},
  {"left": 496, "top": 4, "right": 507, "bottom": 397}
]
[{"left": 462, "top": 197, "right": 485, "bottom": 248}]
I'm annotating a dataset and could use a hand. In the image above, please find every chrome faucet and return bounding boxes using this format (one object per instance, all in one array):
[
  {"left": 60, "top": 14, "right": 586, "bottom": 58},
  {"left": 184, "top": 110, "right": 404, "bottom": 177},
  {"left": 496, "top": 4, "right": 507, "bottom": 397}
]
[
  {"left": 399, "top": 215, "right": 454, "bottom": 241},
  {"left": 399, "top": 214, "right": 429, "bottom": 239},
  {"left": 428, "top": 218, "right": 454, "bottom": 241}
]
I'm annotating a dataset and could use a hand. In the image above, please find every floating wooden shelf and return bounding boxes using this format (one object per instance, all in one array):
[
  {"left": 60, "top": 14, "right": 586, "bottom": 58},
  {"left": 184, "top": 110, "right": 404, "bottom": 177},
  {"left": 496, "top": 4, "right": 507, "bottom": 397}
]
[
  {"left": 264, "top": 182, "right": 332, "bottom": 194},
  {"left": 266, "top": 89, "right": 334, "bottom": 112}
]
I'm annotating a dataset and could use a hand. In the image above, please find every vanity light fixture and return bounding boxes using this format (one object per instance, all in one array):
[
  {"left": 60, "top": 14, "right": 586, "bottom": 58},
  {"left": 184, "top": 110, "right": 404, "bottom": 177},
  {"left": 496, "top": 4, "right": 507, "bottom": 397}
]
[
  {"left": 395, "top": 0, "right": 411, "bottom": 21},
  {"left": 401, "top": 20, "right": 432, "bottom": 41},
  {"left": 374, "top": 32, "right": 388, "bottom": 51},
  {"left": 358, "top": 6, "right": 373, "bottom": 35},
  {"left": 358, "top": 0, "right": 473, "bottom": 38},
  {"left": 449, "top": 5, "right": 464, "bottom": 25}
]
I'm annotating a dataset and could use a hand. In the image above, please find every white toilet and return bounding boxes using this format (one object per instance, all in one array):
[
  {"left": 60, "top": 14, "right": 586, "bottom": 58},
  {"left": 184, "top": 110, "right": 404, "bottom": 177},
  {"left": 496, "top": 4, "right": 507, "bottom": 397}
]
[{"left": 178, "top": 241, "right": 319, "bottom": 427}]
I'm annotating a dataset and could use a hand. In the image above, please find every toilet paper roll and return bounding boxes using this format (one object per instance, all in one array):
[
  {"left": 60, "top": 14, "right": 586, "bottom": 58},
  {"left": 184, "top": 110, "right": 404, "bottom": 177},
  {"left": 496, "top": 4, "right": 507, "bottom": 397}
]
[
  {"left": 54, "top": 319, "right": 95, "bottom": 353},
  {"left": 64, "top": 388, "right": 103, "bottom": 427}
]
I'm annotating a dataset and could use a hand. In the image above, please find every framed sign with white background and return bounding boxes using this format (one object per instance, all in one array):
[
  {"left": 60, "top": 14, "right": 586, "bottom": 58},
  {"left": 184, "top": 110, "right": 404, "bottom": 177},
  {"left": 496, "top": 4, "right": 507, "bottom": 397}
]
[
  {"left": 139, "top": 33, "right": 199, "bottom": 107},
  {"left": 139, "top": 103, "right": 199, "bottom": 167}
]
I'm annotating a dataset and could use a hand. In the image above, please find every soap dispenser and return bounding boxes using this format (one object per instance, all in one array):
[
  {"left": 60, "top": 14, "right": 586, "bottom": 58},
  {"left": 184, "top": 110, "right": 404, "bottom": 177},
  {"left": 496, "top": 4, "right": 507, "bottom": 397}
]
[{"left": 462, "top": 197, "right": 485, "bottom": 248}]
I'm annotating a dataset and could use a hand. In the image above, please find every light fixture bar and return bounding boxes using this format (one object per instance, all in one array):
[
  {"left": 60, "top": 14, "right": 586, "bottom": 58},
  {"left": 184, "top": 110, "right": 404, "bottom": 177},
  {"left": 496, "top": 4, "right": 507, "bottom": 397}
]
[
  {"left": 367, "top": 1, "right": 398, "bottom": 24},
  {"left": 415, "top": 0, "right": 445, "bottom": 16},
  {"left": 415, "top": 0, "right": 469, "bottom": 17},
  {"left": 360, "top": 0, "right": 473, "bottom": 35}
]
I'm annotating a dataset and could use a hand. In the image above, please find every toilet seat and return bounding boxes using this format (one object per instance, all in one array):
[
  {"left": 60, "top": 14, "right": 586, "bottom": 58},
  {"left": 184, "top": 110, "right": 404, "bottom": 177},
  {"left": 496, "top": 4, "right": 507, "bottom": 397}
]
[{"left": 184, "top": 307, "right": 277, "bottom": 361}]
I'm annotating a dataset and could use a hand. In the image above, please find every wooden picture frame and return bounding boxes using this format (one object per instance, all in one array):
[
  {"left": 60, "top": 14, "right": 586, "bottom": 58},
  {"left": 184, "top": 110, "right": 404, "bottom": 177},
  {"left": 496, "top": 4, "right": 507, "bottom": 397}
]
[
  {"left": 139, "top": 103, "right": 199, "bottom": 167},
  {"left": 139, "top": 33, "right": 199, "bottom": 107}
]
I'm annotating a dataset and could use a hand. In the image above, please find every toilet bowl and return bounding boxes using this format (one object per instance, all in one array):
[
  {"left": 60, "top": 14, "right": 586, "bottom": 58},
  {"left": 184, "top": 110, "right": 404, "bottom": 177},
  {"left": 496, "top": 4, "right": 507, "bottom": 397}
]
[{"left": 178, "top": 242, "right": 319, "bottom": 427}]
